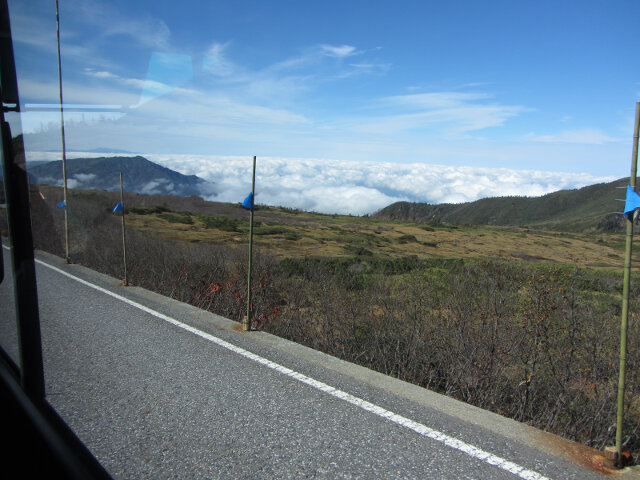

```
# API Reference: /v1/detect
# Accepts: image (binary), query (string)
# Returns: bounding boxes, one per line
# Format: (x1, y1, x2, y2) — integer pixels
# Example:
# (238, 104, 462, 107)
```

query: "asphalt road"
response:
(1, 247, 638, 479)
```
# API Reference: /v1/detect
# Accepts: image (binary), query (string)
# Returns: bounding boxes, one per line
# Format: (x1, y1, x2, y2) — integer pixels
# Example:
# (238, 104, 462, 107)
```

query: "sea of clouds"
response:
(145, 154, 616, 216)
(30, 152, 616, 215)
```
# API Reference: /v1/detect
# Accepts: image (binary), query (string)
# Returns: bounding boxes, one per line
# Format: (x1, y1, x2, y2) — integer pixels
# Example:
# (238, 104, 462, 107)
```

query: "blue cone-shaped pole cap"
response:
(624, 185, 640, 219)
(242, 192, 253, 210)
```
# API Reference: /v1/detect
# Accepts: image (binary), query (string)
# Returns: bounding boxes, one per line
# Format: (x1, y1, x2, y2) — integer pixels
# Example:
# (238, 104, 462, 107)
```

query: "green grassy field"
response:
(122, 199, 630, 270)
(23, 183, 633, 272)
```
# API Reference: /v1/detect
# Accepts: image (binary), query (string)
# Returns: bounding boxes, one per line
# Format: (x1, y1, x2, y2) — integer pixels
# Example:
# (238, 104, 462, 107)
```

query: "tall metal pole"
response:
(120, 171, 128, 286)
(617, 101, 640, 463)
(55, 0, 70, 263)
(244, 155, 256, 331)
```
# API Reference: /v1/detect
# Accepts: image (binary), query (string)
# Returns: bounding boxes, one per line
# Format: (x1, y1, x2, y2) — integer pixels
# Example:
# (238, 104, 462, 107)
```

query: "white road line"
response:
(35, 257, 552, 480)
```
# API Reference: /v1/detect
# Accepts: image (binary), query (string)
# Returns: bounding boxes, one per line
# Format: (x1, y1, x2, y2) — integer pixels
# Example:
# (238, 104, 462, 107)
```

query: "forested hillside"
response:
(27, 155, 215, 198)
(374, 178, 628, 232)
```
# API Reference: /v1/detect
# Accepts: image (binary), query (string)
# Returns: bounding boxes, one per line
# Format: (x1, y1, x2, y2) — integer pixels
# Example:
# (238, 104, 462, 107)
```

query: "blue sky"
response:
(7, 0, 640, 212)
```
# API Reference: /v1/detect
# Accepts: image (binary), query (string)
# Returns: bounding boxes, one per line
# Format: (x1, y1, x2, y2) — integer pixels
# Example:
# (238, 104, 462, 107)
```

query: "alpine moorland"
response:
(3, 166, 639, 460)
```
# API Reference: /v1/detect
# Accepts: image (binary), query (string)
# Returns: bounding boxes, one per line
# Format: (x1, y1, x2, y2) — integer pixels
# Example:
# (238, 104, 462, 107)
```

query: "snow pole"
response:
(119, 171, 128, 286)
(244, 156, 256, 331)
(55, 0, 70, 263)
(616, 101, 640, 465)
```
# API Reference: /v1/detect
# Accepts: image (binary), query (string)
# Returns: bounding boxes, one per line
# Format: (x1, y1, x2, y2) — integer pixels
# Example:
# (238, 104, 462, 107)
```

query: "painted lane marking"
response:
(35, 257, 552, 480)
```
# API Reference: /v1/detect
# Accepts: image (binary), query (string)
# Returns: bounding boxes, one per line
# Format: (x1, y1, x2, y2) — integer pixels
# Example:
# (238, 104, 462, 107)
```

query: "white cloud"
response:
(204, 42, 380, 103)
(87, 70, 119, 80)
(67, 178, 80, 189)
(140, 179, 169, 195)
(135, 154, 615, 216)
(383, 92, 491, 110)
(72, 173, 97, 183)
(10, 7, 58, 53)
(351, 91, 526, 137)
(320, 44, 358, 58)
(35, 175, 60, 186)
(524, 129, 620, 144)
(71, 0, 171, 50)
(203, 42, 236, 77)
(83, 67, 198, 108)
(12, 0, 171, 59)
(18, 71, 311, 151)
(19, 77, 140, 107)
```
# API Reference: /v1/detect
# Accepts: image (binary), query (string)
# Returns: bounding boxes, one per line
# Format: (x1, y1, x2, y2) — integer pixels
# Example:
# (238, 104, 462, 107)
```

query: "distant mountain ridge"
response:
(373, 178, 629, 232)
(29, 156, 216, 198)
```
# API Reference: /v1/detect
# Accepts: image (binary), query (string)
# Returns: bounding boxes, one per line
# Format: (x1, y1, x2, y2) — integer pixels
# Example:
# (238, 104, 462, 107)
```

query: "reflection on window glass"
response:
(0, 144, 20, 368)
(0, 110, 27, 368)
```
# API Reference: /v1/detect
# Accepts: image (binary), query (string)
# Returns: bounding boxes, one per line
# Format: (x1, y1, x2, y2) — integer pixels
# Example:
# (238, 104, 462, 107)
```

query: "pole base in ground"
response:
(604, 446, 618, 468)
(603, 446, 634, 468)
(242, 316, 250, 331)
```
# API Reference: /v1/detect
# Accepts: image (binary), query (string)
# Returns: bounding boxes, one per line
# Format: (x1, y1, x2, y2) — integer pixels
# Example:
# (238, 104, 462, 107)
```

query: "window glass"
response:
(0, 113, 21, 368)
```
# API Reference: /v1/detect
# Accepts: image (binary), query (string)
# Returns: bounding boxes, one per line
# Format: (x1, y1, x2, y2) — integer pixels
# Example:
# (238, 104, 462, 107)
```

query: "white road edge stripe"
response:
(34, 257, 552, 480)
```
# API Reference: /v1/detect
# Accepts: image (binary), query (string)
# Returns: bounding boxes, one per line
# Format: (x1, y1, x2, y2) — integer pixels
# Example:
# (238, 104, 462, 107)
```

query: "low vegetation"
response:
(11, 185, 640, 459)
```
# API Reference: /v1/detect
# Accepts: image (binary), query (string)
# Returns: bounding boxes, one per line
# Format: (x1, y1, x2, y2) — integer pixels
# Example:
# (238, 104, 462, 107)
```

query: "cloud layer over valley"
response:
(28, 153, 616, 215)
(145, 155, 614, 216)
